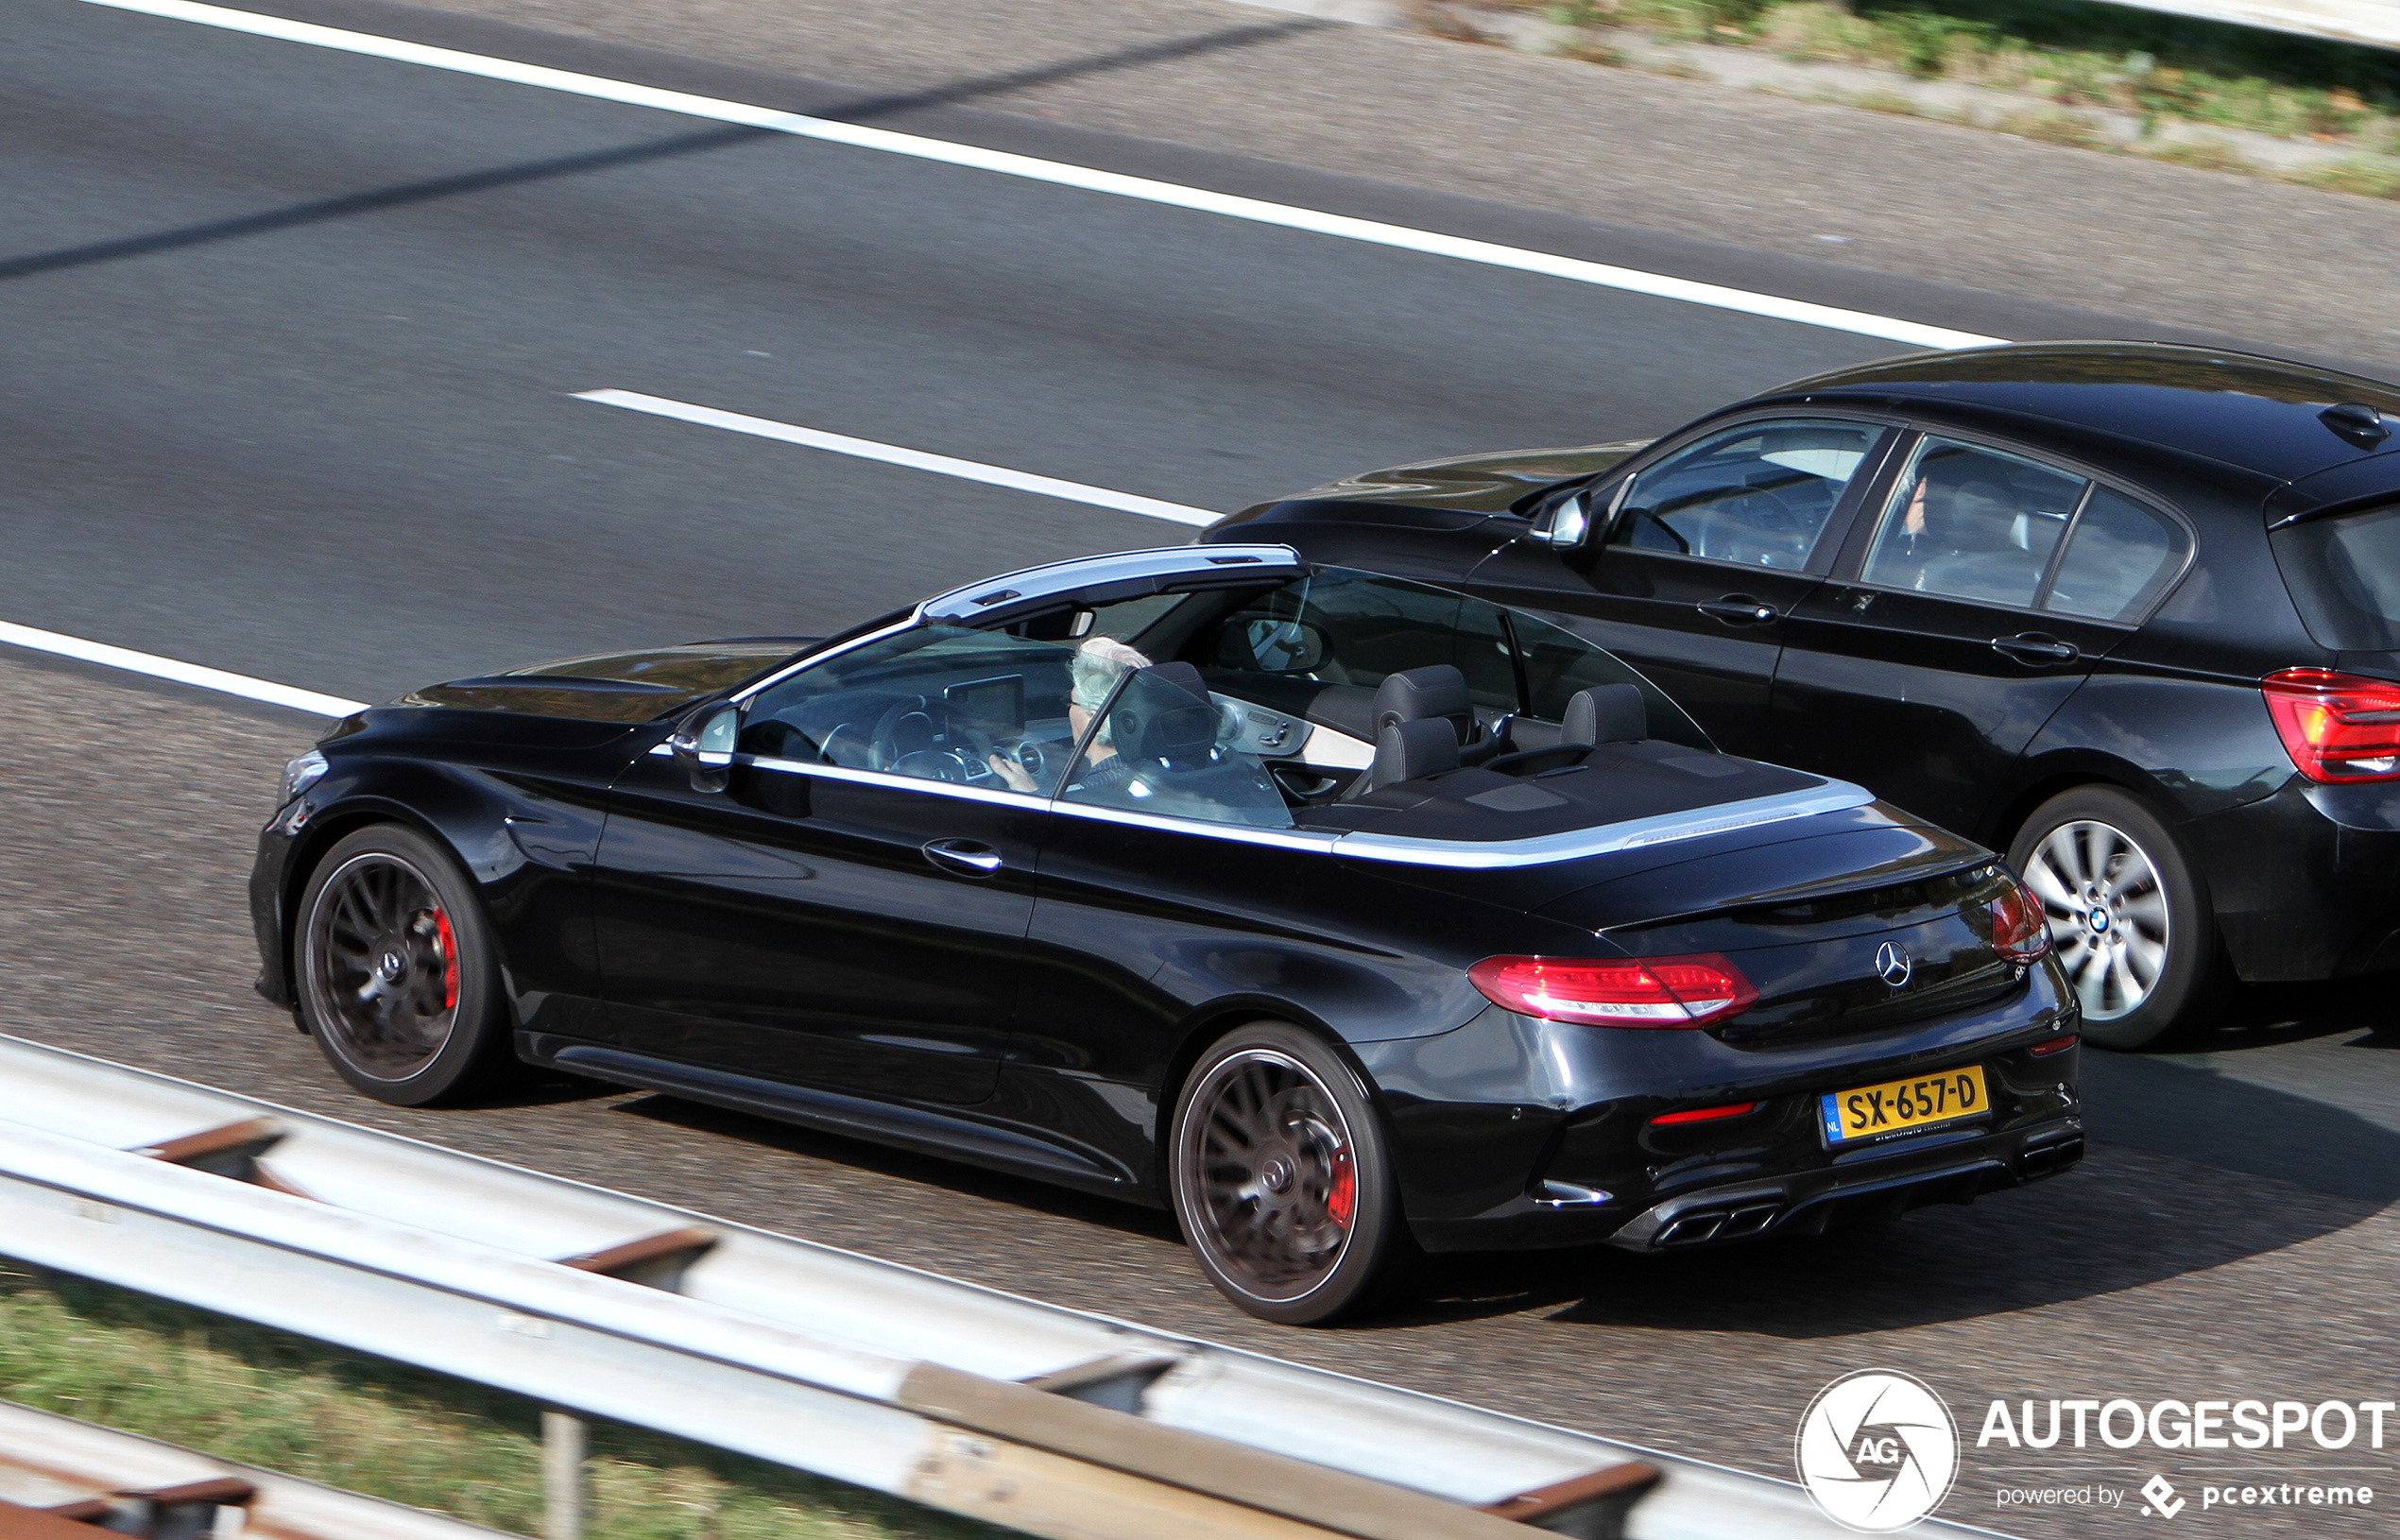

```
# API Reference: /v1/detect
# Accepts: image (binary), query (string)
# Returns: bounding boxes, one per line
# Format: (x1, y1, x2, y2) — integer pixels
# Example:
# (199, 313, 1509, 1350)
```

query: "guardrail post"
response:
(540, 1409, 587, 1540)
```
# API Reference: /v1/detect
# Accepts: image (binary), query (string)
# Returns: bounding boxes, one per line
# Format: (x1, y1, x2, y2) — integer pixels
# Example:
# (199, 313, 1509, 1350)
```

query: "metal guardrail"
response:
(2094, 0, 2400, 51)
(0, 1035, 1993, 1540)
(0, 1399, 508, 1539)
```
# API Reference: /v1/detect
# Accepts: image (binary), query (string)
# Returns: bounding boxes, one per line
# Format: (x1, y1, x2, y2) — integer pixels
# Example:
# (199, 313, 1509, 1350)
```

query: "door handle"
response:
(1697, 595, 1778, 625)
(922, 838, 1003, 879)
(1991, 633, 2080, 663)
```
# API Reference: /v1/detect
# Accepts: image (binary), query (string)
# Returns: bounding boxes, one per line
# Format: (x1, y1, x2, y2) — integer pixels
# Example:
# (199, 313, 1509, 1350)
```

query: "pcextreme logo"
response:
(1797, 1370, 1962, 1531)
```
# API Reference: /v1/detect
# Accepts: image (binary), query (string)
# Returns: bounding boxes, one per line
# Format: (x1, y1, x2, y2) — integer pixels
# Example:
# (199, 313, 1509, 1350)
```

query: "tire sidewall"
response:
(1168, 1021, 1405, 1325)
(295, 825, 510, 1105)
(2008, 786, 2214, 1050)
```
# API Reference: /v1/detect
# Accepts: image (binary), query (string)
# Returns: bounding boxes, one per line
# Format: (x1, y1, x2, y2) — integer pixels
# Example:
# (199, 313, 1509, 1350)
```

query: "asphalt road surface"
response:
(5, 3, 2398, 1536)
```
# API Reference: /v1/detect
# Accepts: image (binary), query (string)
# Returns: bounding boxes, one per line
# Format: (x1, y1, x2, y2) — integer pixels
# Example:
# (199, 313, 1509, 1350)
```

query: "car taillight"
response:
(1467, 953, 1757, 1028)
(2029, 1034, 2079, 1057)
(2262, 668, 2400, 782)
(1991, 875, 2051, 965)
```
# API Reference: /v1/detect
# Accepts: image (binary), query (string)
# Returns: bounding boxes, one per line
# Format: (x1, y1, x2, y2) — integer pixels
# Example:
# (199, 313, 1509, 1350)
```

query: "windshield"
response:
(2272, 504, 2400, 650)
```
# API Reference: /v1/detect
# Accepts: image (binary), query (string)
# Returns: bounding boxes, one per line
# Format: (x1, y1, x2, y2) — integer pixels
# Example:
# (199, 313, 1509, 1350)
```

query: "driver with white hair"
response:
(987, 635, 1150, 793)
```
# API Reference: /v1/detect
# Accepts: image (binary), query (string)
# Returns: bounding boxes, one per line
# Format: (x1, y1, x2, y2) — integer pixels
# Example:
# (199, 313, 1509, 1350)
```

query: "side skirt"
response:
(525, 1038, 1138, 1197)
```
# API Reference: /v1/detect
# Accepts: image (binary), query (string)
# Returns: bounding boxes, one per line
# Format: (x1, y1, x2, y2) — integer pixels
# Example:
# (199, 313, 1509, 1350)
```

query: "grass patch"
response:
(1530, 0, 2400, 151)
(2146, 133, 2251, 171)
(2296, 155, 2400, 197)
(1994, 106, 2110, 147)
(0, 1260, 1008, 1540)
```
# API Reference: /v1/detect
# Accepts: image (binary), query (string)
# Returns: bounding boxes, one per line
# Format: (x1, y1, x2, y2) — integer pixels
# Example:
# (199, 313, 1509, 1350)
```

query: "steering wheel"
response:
(868, 696, 938, 771)
(1715, 485, 1812, 563)
(890, 749, 976, 782)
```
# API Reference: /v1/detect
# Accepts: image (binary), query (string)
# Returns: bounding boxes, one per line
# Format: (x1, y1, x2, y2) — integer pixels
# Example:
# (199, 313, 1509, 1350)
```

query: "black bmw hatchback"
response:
(1208, 343, 2400, 1049)
(251, 546, 2080, 1322)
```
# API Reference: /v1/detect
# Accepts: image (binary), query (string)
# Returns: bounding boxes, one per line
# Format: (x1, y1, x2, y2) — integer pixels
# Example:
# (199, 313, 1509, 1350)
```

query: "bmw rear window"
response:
(2272, 504, 2400, 649)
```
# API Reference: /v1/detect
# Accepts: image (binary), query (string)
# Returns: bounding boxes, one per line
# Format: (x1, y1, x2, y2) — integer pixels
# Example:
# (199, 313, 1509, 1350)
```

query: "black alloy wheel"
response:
(1169, 1022, 1410, 1325)
(2008, 785, 2219, 1050)
(296, 825, 517, 1105)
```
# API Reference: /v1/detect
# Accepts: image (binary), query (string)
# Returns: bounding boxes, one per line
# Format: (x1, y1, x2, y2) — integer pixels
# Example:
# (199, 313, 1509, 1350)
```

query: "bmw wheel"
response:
(1168, 1022, 1411, 1325)
(296, 826, 519, 1105)
(2009, 786, 2217, 1050)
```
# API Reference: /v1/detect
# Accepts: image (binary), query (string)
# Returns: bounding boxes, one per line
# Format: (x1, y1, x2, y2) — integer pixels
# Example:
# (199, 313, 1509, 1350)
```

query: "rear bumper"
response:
(2188, 778, 2400, 982)
(1375, 967, 2080, 1254)
(1604, 1121, 2083, 1252)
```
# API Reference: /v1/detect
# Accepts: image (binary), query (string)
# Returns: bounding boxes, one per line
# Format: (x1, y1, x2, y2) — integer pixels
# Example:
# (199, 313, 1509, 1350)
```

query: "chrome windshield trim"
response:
(917, 544, 1303, 624)
(727, 615, 920, 706)
(1330, 782, 1877, 868)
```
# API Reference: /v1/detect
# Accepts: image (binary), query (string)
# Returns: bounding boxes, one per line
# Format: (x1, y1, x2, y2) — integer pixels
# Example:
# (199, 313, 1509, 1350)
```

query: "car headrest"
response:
(1927, 478, 2015, 551)
(1142, 661, 1211, 704)
(1360, 716, 1461, 795)
(1562, 683, 1647, 746)
(1372, 665, 1473, 743)
(1138, 701, 1220, 769)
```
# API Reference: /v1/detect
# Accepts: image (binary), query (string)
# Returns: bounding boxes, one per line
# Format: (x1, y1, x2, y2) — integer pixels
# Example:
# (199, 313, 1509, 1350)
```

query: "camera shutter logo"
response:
(1875, 941, 1911, 987)
(1795, 1370, 1959, 1531)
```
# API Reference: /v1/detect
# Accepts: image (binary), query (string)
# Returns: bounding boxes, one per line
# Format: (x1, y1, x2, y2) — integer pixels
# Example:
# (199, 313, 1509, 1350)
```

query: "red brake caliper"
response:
(432, 909, 459, 1012)
(1326, 1144, 1355, 1228)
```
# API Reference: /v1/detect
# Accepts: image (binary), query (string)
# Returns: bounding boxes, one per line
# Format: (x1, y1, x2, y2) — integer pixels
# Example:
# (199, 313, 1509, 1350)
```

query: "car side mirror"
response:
(1532, 490, 1593, 548)
(668, 703, 741, 793)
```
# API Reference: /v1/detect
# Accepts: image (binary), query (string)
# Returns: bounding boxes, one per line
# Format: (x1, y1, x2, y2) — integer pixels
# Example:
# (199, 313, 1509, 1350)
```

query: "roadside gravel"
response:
(379, 0, 2400, 373)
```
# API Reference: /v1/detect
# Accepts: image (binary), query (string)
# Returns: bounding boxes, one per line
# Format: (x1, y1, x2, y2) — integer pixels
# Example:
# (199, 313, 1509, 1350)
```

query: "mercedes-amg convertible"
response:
(250, 544, 2082, 1322)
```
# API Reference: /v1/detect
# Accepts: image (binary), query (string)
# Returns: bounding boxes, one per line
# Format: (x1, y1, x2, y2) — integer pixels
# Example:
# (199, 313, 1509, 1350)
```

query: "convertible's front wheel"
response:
(296, 826, 517, 1105)
(1169, 1023, 1410, 1325)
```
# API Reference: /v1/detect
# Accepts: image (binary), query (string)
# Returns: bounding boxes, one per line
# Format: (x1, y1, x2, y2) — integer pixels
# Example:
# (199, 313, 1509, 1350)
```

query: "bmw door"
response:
(1771, 431, 2191, 835)
(1466, 416, 1895, 757)
(591, 625, 1080, 1104)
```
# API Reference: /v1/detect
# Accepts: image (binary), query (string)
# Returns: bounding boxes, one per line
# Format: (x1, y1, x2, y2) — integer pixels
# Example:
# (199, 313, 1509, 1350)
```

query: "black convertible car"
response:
(252, 546, 2081, 1322)
(1209, 342, 2400, 1048)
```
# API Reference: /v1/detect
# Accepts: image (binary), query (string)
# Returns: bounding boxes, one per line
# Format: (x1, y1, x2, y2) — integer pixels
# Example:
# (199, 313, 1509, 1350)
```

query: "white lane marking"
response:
(577, 390, 1223, 526)
(77, 0, 2006, 351)
(0, 619, 367, 716)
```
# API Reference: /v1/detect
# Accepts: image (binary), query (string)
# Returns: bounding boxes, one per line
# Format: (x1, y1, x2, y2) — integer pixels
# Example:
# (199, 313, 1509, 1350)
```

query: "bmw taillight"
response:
(1468, 954, 1757, 1029)
(1991, 875, 2051, 965)
(2262, 668, 2400, 782)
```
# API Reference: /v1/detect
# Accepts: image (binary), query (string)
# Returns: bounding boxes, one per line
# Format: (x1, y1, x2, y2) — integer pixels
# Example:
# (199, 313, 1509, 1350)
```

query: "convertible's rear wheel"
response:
(2009, 786, 2216, 1050)
(296, 826, 516, 1105)
(1169, 1022, 1410, 1325)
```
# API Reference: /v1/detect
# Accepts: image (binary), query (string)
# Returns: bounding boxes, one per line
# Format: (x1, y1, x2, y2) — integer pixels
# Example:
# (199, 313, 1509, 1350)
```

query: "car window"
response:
(1611, 419, 1881, 571)
(1860, 437, 2085, 608)
(2272, 502, 2400, 650)
(1059, 667, 1295, 830)
(738, 625, 1082, 794)
(1511, 608, 1709, 747)
(1202, 568, 1519, 712)
(2044, 488, 2186, 622)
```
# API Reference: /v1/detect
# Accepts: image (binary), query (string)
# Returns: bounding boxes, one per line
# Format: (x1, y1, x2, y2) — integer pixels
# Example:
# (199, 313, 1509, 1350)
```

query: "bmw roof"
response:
(1766, 341, 2400, 486)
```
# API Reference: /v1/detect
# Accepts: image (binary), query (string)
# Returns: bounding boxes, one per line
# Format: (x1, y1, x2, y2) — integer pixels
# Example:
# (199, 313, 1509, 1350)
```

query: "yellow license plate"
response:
(1818, 1066, 1989, 1145)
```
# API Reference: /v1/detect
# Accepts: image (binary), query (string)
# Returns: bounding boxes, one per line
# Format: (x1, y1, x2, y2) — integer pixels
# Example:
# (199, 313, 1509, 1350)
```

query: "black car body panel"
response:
(254, 546, 2080, 1254)
(1208, 341, 2400, 993)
